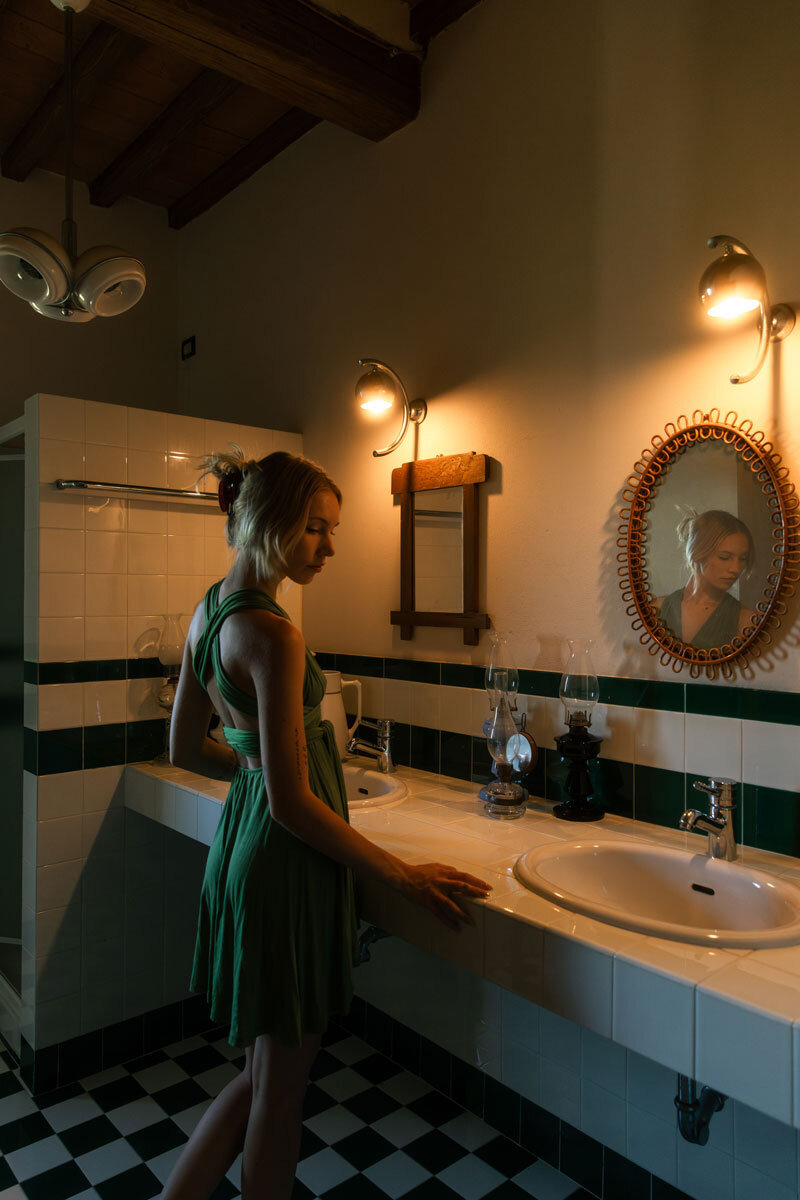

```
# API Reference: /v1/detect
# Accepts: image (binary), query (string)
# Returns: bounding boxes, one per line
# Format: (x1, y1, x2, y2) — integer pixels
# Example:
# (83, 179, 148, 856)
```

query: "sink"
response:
(514, 838, 800, 948)
(342, 763, 408, 810)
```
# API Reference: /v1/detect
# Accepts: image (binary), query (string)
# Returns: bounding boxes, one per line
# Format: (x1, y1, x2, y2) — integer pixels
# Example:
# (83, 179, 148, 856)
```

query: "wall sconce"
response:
(356, 358, 427, 457)
(699, 235, 795, 384)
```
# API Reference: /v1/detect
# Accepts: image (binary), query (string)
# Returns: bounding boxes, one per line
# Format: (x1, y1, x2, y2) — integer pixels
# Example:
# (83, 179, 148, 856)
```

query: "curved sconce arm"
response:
(730, 296, 771, 385)
(358, 357, 427, 457)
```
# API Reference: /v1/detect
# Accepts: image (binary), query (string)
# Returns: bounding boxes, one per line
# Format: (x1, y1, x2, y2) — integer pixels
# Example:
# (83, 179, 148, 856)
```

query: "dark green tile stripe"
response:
(26, 659, 165, 684)
(24, 719, 165, 775)
(324, 651, 800, 725)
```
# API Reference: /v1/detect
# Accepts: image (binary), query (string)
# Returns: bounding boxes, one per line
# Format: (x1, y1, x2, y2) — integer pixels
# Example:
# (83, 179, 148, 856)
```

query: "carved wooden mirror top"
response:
(391, 451, 490, 645)
(618, 410, 799, 678)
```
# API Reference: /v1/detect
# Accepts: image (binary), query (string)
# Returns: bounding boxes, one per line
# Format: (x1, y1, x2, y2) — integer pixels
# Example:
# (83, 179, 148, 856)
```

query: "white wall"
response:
(0, 173, 180, 424)
(176, 0, 800, 690)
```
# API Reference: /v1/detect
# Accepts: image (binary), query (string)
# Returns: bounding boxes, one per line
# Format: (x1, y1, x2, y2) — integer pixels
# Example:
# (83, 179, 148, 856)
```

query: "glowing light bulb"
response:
(707, 297, 761, 319)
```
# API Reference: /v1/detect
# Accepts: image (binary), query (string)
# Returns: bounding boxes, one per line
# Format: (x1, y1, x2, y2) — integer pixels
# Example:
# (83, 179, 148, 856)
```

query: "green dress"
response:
(190, 582, 358, 1048)
(660, 587, 743, 649)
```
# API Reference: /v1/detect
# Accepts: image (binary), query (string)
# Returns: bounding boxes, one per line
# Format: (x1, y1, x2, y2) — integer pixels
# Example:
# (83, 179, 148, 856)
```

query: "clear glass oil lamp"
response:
(483, 692, 527, 820)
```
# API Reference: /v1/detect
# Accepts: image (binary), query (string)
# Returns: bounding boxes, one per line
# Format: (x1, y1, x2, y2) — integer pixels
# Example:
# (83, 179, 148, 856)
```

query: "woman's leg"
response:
(160, 1045, 254, 1200)
(241, 1031, 321, 1200)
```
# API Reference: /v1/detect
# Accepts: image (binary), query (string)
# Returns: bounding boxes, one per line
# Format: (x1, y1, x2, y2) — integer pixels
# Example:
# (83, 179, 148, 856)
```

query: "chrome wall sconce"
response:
(699, 235, 795, 384)
(356, 358, 427, 457)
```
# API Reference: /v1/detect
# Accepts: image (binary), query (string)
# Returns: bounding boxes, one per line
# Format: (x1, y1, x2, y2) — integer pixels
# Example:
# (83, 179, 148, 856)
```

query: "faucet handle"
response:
(693, 777, 737, 806)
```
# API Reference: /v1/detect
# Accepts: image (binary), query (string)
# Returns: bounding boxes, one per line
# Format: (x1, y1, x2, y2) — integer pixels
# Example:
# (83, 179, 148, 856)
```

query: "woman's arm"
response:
(254, 616, 490, 928)
(170, 612, 237, 781)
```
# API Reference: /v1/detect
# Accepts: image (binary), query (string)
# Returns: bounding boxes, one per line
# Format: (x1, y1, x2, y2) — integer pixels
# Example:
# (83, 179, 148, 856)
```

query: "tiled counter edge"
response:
(124, 760, 800, 1130)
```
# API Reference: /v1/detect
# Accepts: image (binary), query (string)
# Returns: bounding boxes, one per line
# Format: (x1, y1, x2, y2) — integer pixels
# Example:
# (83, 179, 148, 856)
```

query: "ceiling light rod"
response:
(700, 235, 795, 384)
(62, 4, 76, 260)
(357, 358, 427, 457)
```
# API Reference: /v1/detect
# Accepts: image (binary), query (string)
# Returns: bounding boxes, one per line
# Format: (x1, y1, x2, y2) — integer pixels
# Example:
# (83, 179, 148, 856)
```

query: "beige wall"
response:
(0, 173, 180, 423)
(176, 0, 800, 688)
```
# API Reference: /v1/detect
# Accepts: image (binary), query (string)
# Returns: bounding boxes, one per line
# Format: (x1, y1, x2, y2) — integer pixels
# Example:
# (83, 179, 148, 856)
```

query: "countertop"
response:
(124, 758, 800, 1128)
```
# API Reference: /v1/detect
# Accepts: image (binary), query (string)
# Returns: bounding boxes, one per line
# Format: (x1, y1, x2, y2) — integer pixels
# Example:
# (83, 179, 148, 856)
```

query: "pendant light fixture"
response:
(0, 0, 146, 322)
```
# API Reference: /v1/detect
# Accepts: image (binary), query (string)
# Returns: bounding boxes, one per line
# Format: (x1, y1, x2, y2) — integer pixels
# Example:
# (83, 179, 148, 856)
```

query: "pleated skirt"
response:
(190, 749, 358, 1048)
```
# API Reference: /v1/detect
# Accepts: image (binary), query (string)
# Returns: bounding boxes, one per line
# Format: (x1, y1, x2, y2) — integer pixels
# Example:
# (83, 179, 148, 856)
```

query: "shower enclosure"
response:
(0, 416, 24, 1030)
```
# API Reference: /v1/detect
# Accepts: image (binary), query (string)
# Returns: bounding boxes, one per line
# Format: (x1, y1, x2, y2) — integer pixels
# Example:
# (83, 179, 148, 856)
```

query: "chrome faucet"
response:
(347, 718, 395, 774)
(679, 777, 738, 861)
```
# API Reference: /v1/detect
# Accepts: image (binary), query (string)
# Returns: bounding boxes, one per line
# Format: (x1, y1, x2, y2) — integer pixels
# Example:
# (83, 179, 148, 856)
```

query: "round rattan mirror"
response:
(618, 410, 799, 678)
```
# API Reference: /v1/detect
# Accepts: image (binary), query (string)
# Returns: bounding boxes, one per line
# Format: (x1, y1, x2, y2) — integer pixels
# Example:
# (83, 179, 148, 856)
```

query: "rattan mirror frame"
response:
(618, 410, 800, 679)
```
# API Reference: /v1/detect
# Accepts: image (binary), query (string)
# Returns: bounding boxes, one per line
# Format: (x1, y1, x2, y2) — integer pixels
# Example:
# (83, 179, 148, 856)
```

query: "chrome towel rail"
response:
(55, 478, 219, 503)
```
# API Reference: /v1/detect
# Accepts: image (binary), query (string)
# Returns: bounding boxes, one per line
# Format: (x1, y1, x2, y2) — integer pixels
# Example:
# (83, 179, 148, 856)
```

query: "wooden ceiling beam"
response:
(90, 68, 238, 207)
(1, 24, 143, 183)
(89, 0, 420, 141)
(168, 106, 320, 229)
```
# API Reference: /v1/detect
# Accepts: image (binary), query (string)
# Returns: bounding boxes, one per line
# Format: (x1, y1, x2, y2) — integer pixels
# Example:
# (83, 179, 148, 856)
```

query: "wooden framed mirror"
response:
(618, 410, 799, 678)
(391, 451, 490, 645)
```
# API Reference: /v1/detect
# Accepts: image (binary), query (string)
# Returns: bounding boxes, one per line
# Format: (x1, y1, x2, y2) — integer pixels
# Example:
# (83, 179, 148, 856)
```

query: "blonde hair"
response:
(201, 447, 341, 583)
(677, 508, 755, 583)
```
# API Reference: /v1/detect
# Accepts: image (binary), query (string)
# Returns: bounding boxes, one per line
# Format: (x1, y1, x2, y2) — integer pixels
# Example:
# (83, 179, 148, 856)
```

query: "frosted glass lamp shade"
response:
(0, 228, 71, 305)
(699, 249, 766, 319)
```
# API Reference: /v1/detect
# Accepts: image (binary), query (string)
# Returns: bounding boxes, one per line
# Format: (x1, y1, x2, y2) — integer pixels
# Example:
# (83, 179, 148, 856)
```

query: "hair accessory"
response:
(218, 469, 242, 514)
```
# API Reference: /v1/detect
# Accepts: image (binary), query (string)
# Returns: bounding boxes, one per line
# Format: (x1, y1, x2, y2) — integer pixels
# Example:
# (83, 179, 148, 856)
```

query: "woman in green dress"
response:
(162, 449, 491, 1200)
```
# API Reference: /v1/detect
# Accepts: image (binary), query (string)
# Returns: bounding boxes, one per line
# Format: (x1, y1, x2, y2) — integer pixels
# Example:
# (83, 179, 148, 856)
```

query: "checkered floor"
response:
(0, 1027, 588, 1199)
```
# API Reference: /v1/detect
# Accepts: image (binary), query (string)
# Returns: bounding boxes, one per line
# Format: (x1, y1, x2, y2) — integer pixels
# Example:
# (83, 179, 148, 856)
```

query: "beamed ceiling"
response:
(0, 0, 481, 228)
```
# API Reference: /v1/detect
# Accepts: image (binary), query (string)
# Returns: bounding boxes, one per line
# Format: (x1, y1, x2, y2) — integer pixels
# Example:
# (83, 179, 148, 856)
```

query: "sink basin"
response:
(342, 763, 408, 810)
(514, 839, 800, 948)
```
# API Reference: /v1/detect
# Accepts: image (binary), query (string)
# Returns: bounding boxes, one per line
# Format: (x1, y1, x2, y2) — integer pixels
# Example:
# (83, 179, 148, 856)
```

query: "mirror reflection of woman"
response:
(653, 509, 757, 647)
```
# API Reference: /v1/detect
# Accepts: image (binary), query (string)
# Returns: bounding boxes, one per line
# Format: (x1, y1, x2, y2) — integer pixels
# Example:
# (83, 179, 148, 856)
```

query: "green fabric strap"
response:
(192, 582, 291, 756)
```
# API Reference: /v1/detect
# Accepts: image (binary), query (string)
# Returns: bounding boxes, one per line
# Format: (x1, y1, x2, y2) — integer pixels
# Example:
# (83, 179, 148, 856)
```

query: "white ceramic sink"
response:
(514, 838, 800, 948)
(342, 763, 408, 810)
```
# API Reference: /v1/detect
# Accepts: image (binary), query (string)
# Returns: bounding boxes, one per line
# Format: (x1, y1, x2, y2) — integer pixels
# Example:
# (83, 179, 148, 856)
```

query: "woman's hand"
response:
(398, 862, 493, 930)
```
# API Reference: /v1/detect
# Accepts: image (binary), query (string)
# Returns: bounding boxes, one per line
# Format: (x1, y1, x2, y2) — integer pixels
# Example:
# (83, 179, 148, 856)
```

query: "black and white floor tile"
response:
(0, 1030, 590, 1200)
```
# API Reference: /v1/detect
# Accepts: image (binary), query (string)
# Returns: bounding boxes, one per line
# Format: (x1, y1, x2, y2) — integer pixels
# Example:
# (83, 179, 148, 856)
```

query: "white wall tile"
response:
(39, 438, 85, 483)
(166, 534, 205, 576)
(23, 682, 37, 729)
(36, 991, 81, 1046)
(128, 574, 167, 615)
(167, 453, 203, 490)
(127, 406, 166, 452)
(685, 714, 742, 780)
(40, 573, 84, 617)
(626, 1050, 677, 1123)
(581, 1080, 627, 1155)
(733, 1101, 798, 1189)
(635, 707, 685, 770)
(129, 500, 167, 533)
(542, 932, 613, 1036)
(627, 1104, 677, 1183)
(197, 796, 222, 845)
(85, 615, 126, 660)
(538, 1009, 581, 1072)
(85, 400, 126, 447)
(37, 816, 83, 866)
(167, 575, 205, 615)
(38, 394, 85, 442)
(40, 528, 84, 573)
(237, 423, 273, 460)
(411, 682, 441, 729)
(742, 721, 800, 792)
(37, 772, 83, 822)
(172, 786, 198, 839)
(384, 679, 412, 723)
(500, 1037, 541, 1104)
(35, 947, 81, 1003)
(86, 574, 126, 616)
(37, 684, 83, 731)
(439, 686, 477, 736)
(83, 765, 124, 813)
(85, 443, 126, 484)
(86, 531, 126, 574)
(84, 496, 126, 532)
(587, 702, 635, 763)
(128, 532, 167, 574)
(539, 1054, 581, 1125)
(39, 617, 84, 661)
(168, 505, 206, 535)
(37, 859, 83, 912)
(205, 419, 242, 457)
(128, 449, 167, 488)
(36, 903, 81, 957)
(677, 1137, 734, 1200)
(82, 680, 126, 726)
(39, 489, 84, 529)
(734, 1161, 798, 1200)
(82, 981, 123, 1034)
(483, 907, 543, 1004)
(697, 968, 798, 1123)
(82, 809, 124, 856)
(168, 414, 205, 457)
(127, 677, 167, 722)
(581, 1029, 627, 1097)
(613, 958, 694, 1076)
